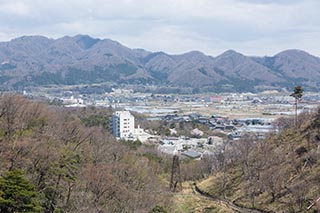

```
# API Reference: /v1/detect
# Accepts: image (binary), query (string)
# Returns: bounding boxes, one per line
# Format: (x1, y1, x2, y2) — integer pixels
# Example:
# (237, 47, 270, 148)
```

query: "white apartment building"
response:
(111, 111, 135, 140)
(111, 111, 153, 142)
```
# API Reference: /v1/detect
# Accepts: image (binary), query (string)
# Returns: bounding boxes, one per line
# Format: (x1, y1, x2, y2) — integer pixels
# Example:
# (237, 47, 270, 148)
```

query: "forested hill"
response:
(196, 108, 320, 212)
(0, 94, 172, 212)
(0, 95, 320, 212)
(1, 35, 320, 92)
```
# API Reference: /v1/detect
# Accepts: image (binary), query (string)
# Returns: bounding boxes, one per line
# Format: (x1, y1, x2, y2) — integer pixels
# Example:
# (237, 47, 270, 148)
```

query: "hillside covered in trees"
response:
(0, 94, 320, 212)
(0, 94, 173, 212)
(197, 108, 320, 212)
(0, 94, 218, 212)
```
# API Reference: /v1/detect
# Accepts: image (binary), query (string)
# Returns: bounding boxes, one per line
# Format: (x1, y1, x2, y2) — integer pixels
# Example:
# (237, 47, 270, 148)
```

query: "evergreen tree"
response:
(290, 86, 304, 127)
(0, 169, 41, 213)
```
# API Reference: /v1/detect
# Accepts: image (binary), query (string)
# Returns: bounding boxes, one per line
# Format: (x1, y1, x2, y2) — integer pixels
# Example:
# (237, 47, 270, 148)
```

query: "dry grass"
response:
(172, 181, 234, 213)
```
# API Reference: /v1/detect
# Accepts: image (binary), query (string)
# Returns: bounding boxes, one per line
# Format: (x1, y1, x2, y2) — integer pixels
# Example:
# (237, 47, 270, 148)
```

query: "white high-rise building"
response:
(111, 111, 135, 140)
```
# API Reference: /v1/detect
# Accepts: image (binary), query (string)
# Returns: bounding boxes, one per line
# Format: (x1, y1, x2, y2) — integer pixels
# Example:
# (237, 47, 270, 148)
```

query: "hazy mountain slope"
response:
(0, 35, 320, 92)
(214, 50, 282, 82)
(253, 49, 320, 89)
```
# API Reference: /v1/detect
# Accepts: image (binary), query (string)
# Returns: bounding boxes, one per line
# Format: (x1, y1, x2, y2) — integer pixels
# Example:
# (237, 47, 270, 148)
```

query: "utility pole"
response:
(169, 155, 182, 192)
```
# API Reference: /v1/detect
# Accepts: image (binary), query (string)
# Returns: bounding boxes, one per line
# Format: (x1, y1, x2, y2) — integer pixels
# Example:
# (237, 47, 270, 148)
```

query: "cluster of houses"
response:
(161, 113, 274, 140)
(110, 110, 275, 159)
(157, 135, 224, 159)
(110, 111, 225, 159)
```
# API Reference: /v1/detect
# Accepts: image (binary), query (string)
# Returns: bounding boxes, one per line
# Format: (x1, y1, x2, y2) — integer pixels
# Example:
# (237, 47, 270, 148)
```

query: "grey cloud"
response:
(0, 0, 319, 56)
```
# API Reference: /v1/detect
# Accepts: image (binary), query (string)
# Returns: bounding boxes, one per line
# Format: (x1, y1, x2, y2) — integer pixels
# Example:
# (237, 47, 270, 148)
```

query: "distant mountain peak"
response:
(0, 35, 320, 92)
(10, 35, 52, 42)
(182, 50, 206, 56)
(218, 49, 243, 57)
(175, 50, 210, 61)
(74, 34, 100, 49)
(74, 34, 94, 39)
(224, 49, 238, 53)
(275, 49, 314, 58)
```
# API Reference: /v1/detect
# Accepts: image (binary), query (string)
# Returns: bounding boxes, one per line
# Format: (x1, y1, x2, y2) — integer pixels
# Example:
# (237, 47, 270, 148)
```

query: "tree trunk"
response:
(295, 99, 298, 127)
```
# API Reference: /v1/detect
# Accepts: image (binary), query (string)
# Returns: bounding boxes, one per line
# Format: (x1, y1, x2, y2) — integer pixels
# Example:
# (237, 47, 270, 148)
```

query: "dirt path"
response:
(193, 183, 270, 213)
(173, 182, 234, 212)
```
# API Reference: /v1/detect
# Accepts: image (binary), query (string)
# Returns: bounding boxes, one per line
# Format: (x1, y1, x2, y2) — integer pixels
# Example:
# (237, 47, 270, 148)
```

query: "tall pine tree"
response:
(290, 86, 304, 127)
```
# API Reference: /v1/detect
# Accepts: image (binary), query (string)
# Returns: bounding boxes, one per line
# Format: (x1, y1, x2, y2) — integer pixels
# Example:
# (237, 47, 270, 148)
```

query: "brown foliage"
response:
(201, 106, 320, 212)
(0, 94, 171, 212)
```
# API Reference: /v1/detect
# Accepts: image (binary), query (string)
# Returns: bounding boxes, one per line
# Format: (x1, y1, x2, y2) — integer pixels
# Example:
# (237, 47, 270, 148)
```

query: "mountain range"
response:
(1, 35, 320, 92)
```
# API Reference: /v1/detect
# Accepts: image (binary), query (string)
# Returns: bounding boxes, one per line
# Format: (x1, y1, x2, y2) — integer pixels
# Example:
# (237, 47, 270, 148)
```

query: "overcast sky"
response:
(0, 0, 319, 56)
